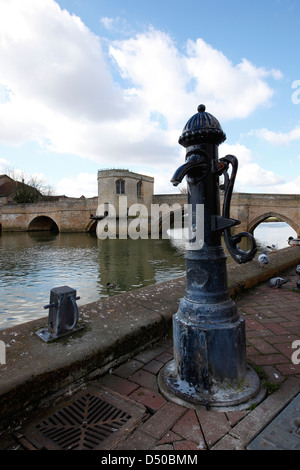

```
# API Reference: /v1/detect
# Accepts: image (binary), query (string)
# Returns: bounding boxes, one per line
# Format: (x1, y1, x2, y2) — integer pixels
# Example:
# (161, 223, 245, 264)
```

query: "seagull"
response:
(268, 277, 289, 288)
(258, 250, 269, 268)
(267, 244, 278, 251)
(106, 282, 117, 289)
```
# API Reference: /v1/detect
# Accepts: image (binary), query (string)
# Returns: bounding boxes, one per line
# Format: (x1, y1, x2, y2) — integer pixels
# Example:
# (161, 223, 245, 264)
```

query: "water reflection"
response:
(0, 221, 296, 329)
(254, 221, 296, 250)
(0, 232, 186, 328)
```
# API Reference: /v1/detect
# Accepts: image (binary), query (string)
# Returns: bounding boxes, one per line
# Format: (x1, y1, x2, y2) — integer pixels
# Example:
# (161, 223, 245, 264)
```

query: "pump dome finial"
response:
(179, 104, 226, 147)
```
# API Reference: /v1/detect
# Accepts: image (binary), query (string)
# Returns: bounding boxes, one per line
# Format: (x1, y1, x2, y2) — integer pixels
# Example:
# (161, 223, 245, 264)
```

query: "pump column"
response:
(158, 105, 263, 409)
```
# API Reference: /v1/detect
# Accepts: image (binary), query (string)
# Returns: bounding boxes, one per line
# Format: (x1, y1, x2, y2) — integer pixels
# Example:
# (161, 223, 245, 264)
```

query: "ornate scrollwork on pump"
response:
(219, 154, 257, 264)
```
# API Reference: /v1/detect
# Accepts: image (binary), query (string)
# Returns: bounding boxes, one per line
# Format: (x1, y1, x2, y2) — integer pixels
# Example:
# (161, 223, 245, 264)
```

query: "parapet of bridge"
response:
(230, 192, 300, 236)
(153, 192, 300, 238)
(0, 196, 98, 233)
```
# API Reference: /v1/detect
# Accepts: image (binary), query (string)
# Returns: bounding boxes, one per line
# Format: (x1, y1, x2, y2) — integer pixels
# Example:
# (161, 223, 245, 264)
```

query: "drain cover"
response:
(18, 386, 146, 450)
(247, 393, 300, 450)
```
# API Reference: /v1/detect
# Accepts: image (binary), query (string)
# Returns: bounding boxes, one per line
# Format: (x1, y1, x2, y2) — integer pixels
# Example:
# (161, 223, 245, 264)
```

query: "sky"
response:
(0, 0, 299, 198)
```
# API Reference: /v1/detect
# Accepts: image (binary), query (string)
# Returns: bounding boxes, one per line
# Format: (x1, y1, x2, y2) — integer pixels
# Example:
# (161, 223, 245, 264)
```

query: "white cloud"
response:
(185, 40, 281, 120)
(0, 0, 123, 120)
(0, 0, 124, 144)
(100, 16, 131, 35)
(271, 175, 300, 194)
(0, 0, 285, 195)
(100, 17, 116, 30)
(55, 173, 98, 198)
(252, 125, 300, 145)
(219, 143, 285, 191)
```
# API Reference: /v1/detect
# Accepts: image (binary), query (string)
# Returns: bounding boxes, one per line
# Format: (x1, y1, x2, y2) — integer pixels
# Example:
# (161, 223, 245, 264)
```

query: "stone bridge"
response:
(230, 193, 300, 236)
(0, 197, 98, 233)
(0, 193, 299, 236)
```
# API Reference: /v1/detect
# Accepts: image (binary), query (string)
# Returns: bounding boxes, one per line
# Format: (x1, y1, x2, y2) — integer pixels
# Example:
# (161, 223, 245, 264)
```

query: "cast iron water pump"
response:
(158, 105, 264, 409)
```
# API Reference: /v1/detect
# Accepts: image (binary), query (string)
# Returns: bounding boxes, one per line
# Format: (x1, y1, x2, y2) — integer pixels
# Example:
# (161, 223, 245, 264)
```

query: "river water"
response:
(0, 222, 296, 329)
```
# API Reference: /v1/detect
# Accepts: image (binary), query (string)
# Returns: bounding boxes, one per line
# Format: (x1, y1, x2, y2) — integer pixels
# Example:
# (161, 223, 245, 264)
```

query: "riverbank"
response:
(0, 246, 300, 443)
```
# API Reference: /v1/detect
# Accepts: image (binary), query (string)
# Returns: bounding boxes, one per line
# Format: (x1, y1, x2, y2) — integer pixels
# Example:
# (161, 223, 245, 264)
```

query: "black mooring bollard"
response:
(158, 105, 264, 410)
(36, 286, 82, 342)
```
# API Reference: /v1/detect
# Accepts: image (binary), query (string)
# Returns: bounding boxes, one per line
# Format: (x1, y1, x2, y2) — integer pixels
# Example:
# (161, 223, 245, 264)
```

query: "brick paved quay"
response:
(94, 268, 300, 451)
(2, 262, 299, 452)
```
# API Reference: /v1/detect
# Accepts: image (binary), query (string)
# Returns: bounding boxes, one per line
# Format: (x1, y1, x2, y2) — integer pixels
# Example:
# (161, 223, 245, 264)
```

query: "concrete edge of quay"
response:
(1, 246, 300, 433)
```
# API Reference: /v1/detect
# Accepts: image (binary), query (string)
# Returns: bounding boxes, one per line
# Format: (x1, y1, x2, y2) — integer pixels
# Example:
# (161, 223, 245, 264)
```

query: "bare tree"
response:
(3, 166, 55, 203)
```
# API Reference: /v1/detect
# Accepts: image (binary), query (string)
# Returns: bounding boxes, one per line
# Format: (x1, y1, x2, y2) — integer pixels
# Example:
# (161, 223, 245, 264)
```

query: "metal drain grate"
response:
(19, 386, 146, 450)
(36, 393, 131, 450)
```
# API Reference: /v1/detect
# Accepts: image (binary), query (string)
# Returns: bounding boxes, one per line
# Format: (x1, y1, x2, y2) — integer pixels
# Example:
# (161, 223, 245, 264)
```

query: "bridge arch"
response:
(248, 211, 299, 235)
(85, 219, 97, 233)
(28, 216, 59, 232)
(151, 204, 185, 237)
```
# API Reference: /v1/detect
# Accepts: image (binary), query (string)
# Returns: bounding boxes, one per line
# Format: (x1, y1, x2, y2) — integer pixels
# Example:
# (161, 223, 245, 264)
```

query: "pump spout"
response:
(171, 162, 192, 186)
(171, 154, 209, 186)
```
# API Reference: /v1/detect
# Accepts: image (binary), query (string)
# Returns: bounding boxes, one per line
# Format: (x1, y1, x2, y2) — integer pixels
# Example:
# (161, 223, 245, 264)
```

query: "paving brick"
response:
(153, 444, 174, 450)
(273, 341, 295, 359)
(113, 359, 144, 378)
(97, 373, 139, 395)
(279, 311, 299, 322)
(276, 362, 300, 375)
(250, 354, 289, 366)
(134, 345, 167, 363)
(245, 318, 266, 331)
(246, 328, 274, 338)
(174, 439, 204, 450)
(196, 410, 231, 448)
(247, 337, 278, 354)
(285, 323, 300, 335)
(225, 411, 248, 427)
(140, 402, 186, 439)
(129, 386, 167, 411)
(210, 434, 240, 450)
(256, 307, 279, 317)
(246, 345, 260, 356)
(260, 316, 287, 325)
(266, 323, 290, 335)
(143, 359, 164, 374)
(129, 369, 158, 392)
(157, 431, 182, 445)
(172, 409, 205, 447)
(267, 334, 298, 344)
(239, 306, 259, 315)
(115, 430, 157, 450)
(263, 365, 285, 383)
(155, 351, 173, 364)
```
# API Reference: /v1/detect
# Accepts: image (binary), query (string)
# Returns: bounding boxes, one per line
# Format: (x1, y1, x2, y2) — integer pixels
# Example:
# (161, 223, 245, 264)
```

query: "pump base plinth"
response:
(172, 299, 249, 385)
(158, 360, 265, 411)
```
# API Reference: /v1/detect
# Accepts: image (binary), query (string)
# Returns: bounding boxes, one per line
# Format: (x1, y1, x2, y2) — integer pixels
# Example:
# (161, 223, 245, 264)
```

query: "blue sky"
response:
(0, 0, 299, 197)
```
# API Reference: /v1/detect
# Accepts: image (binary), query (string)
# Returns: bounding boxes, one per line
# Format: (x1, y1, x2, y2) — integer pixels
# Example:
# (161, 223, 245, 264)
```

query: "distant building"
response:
(97, 169, 154, 216)
(0, 174, 62, 205)
(0, 175, 19, 204)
